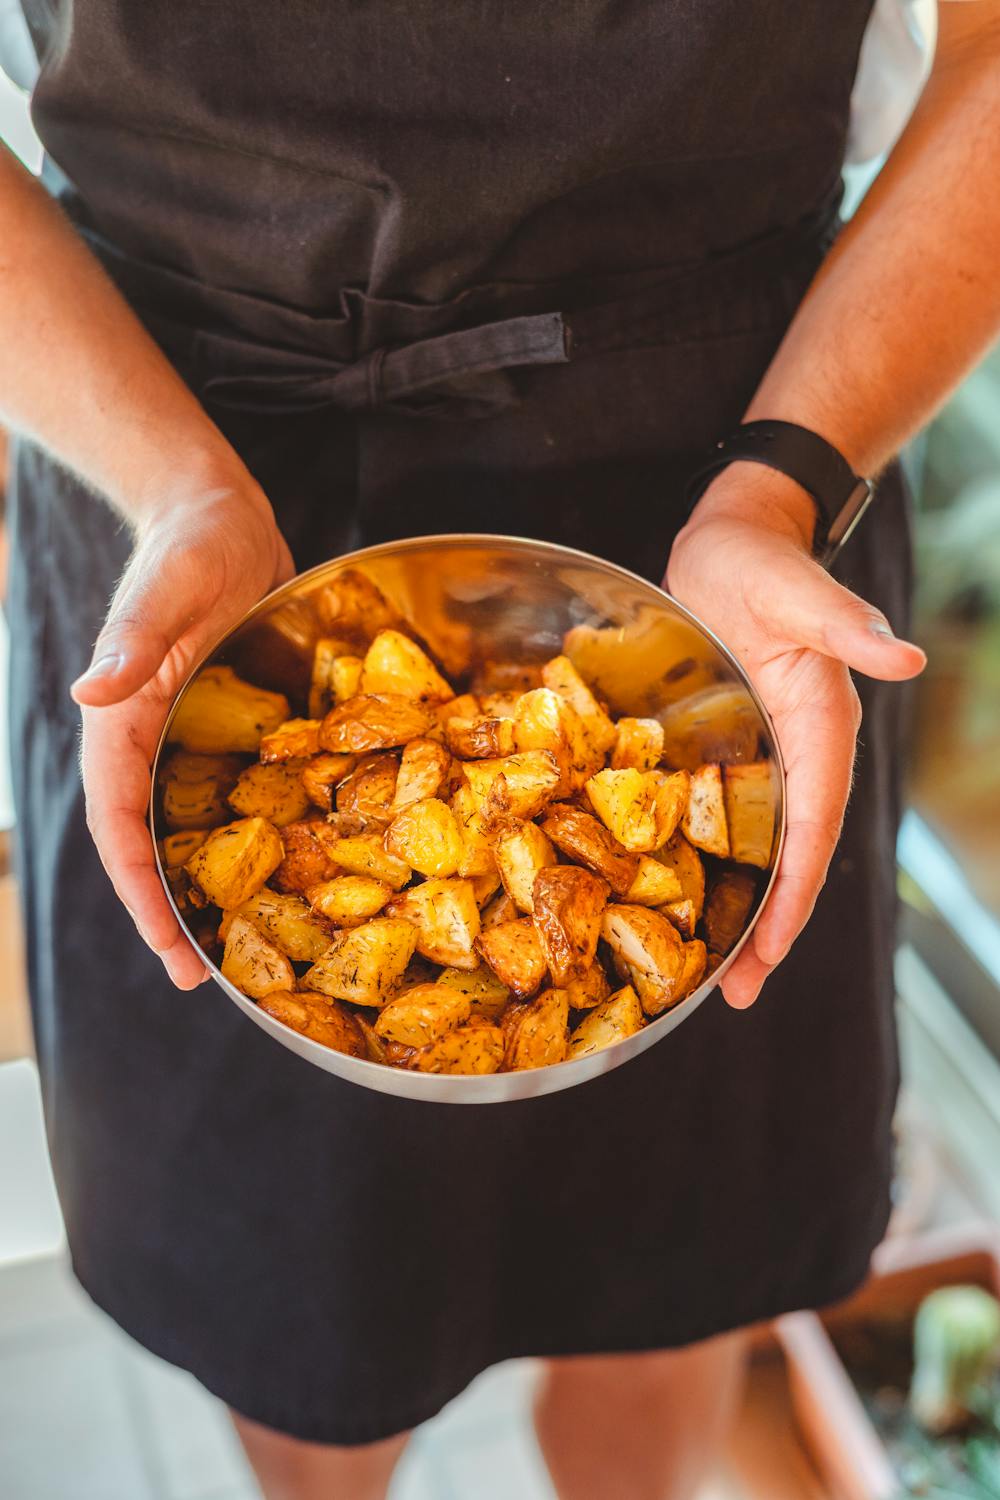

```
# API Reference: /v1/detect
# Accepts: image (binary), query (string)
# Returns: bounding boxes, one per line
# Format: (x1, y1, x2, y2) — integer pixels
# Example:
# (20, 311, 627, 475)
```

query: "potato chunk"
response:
(723, 762, 777, 869)
(532, 866, 609, 987)
(611, 717, 664, 771)
(463, 751, 562, 824)
(300, 752, 357, 811)
(480, 889, 519, 931)
(704, 870, 757, 956)
(624, 855, 683, 907)
(540, 802, 638, 895)
(436, 964, 510, 1022)
(654, 832, 706, 921)
(360, 629, 453, 701)
(540, 655, 616, 755)
(503, 990, 569, 1070)
(384, 878, 482, 969)
(392, 738, 451, 810)
(169, 665, 290, 754)
(331, 655, 364, 705)
(259, 718, 322, 763)
(373, 983, 471, 1047)
(513, 688, 601, 794)
(159, 829, 210, 866)
(319, 694, 433, 754)
(303, 918, 418, 1005)
(227, 762, 312, 828)
(491, 818, 557, 913)
(271, 819, 342, 895)
(318, 567, 401, 638)
(445, 716, 517, 759)
(306, 876, 391, 928)
(449, 783, 496, 878)
(385, 798, 463, 878)
(565, 963, 612, 1011)
(317, 831, 412, 891)
(409, 1022, 505, 1075)
(258, 989, 367, 1058)
(660, 898, 698, 940)
(567, 985, 644, 1058)
(601, 904, 685, 1017)
(218, 888, 333, 962)
(160, 751, 242, 830)
(308, 637, 356, 719)
(476, 918, 548, 998)
(676, 939, 708, 1002)
(682, 763, 731, 859)
(585, 768, 689, 853)
(335, 752, 399, 827)
(185, 816, 284, 909)
(221, 915, 295, 999)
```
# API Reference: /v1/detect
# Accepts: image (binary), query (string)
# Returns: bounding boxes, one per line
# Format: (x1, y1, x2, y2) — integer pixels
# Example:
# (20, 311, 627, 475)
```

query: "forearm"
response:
(693, 2, 1000, 540)
(0, 144, 240, 522)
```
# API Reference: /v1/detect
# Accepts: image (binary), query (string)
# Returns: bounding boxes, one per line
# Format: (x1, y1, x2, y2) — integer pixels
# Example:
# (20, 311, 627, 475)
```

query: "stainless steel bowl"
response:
(150, 535, 785, 1102)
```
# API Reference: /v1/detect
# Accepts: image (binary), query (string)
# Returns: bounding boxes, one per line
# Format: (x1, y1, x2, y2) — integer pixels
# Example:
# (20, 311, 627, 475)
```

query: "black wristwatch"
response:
(683, 420, 875, 566)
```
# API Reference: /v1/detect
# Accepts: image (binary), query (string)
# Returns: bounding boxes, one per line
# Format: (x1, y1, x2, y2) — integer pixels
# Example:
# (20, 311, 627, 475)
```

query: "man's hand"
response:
(71, 469, 295, 989)
(666, 468, 925, 1009)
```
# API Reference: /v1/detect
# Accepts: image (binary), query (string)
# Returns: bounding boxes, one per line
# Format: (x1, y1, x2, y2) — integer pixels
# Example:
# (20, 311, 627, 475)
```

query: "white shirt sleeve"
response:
(847, 0, 937, 165)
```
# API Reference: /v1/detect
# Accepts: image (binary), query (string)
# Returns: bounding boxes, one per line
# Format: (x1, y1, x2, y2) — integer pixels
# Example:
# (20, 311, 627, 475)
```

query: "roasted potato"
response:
(360, 629, 453, 702)
(540, 655, 616, 755)
(258, 989, 368, 1058)
(480, 888, 519, 931)
(384, 878, 482, 969)
(409, 1022, 505, 1075)
(624, 855, 683, 907)
(675, 938, 708, 1002)
(491, 818, 557, 912)
(271, 819, 342, 895)
(611, 717, 664, 771)
(331, 655, 364, 705)
(682, 763, 730, 859)
(259, 718, 322, 763)
(476, 918, 548, 998)
(654, 832, 706, 920)
(445, 715, 517, 759)
(513, 687, 601, 794)
(471, 660, 543, 696)
(317, 567, 401, 639)
(585, 767, 689, 854)
(601, 904, 685, 1017)
(300, 752, 357, 811)
(227, 761, 313, 827)
(540, 802, 638, 895)
(159, 829, 210, 866)
(317, 831, 412, 890)
(449, 783, 497, 879)
(427, 693, 480, 743)
(303, 917, 418, 1005)
(354, 1013, 388, 1063)
(168, 666, 290, 754)
(704, 869, 757, 956)
(723, 762, 776, 869)
(659, 684, 761, 771)
(218, 888, 333, 961)
(392, 737, 451, 809)
(504, 989, 569, 1070)
(335, 752, 399, 827)
(565, 963, 612, 1011)
(160, 751, 242, 831)
(463, 751, 562, 822)
(436, 963, 510, 1022)
(385, 798, 463, 879)
(221, 915, 295, 998)
(373, 983, 471, 1047)
(532, 866, 609, 987)
(567, 985, 644, 1058)
(186, 816, 285, 909)
(478, 690, 524, 718)
(471, 868, 503, 907)
(319, 694, 433, 754)
(660, 898, 698, 940)
(306, 875, 391, 928)
(309, 637, 356, 719)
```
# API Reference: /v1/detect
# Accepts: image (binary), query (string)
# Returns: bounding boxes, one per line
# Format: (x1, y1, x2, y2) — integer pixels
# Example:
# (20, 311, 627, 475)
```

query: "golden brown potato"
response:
(449, 783, 496, 879)
(259, 718, 322, 763)
(373, 983, 471, 1046)
(659, 684, 761, 771)
(186, 816, 285, 909)
(168, 666, 290, 754)
(354, 1013, 388, 1064)
(654, 832, 706, 920)
(317, 567, 401, 639)
(392, 737, 451, 810)
(218, 888, 333, 962)
(426, 693, 480, 743)
(463, 751, 562, 822)
(300, 752, 357, 811)
(540, 802, 638, 895)
(565, 963, 612, 1011)
(471, 868, 503, 907)
(227, 761, 313, 827)
(682, 763, 731, 859)
(271, 819, 342, 895)
(445, 715, 518, 759)
(306, 875, 392, 928)
(159, 829, 210, 866)
(384, 878, 482, 969)
(532, 866, 610, 987)
(303, 917, 418, 1004)
(471, 660, 543, 696)
(601, 904, 685, 1016)
(334, 752, 399, 828)
(316, 831, 412, 890)
(384, 798, 463, 878)
(331, 655, 364, 705)
(480, 888, 519, 930)
(476, 918, 548, 998)
(540, 655, 616, 755)
(624, 855, 683, 907)
(478, 690, 524, 719)
(409, 1022, 505, 1074)
(650, 769, 691, 848)
(160, 751, 242, 830)
(585, 768, 689, 853)
(503, 989, 569, 1070)
(491, 818, 557, 913)
(513, 688, 601, 794)
(723, 762, 777, 869)
(308, 637, 356, 719)
(675, 938, 708, 1002)
(221, 915, 296, 998)
(566, 985, 644, 1058)
(360, 629, 453, 702)
(611, 717, 664, 771)
(703, 869, 757, 956)
(660, 898, 698, 940)
(319, 694, 433, 754)
(258, 990, 368, 1058)
(436, 963, 510, 1022)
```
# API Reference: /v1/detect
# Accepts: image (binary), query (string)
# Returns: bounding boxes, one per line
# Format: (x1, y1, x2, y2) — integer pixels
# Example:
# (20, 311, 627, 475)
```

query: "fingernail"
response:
(73, 652, 122, 687)
(870, 621, 895, 641)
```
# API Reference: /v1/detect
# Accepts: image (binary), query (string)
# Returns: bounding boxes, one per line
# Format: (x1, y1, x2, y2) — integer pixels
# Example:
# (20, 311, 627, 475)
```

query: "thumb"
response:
(766, 549, 926, 682)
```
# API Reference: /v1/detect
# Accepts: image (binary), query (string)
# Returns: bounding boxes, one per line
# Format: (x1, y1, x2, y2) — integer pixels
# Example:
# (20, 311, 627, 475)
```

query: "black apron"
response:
(8, 0, 909, 1445)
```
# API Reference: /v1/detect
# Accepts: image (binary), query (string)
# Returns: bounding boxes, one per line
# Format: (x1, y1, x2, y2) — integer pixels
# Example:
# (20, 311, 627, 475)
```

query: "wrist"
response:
(682, 460, 818, 552)
(121, 442, 270, 537)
